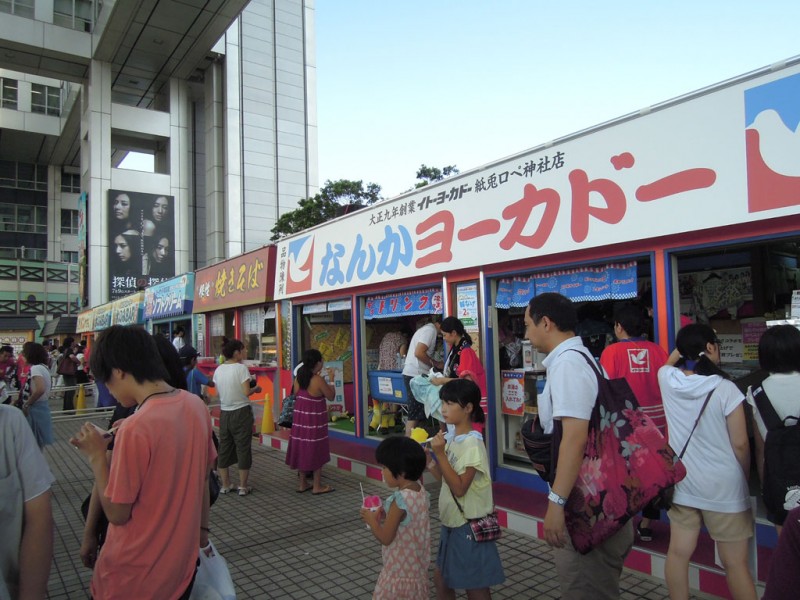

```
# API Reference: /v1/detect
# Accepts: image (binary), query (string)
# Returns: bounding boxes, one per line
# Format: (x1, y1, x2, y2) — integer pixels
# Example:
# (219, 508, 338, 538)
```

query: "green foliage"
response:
(270, 179, 382, 241)
(414, 164, 459, 188)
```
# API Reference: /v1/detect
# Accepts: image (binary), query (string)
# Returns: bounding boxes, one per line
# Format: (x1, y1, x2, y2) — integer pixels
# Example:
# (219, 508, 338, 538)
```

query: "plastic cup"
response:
(362, 495, 381, 528)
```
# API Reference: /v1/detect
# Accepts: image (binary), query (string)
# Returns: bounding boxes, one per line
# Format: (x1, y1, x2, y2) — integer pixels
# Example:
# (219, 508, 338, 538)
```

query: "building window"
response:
(53, 0, 94, 32)
(0, 0, 35, 19)
(1, 78, 17, 110)
(31, 84, 61, 116)
(0, 161, 47, 191)
(61, 209, 79, 235)
(61, 171, 80, 193)
(61, 251, 78, 263)
(0, 203, 47, 234)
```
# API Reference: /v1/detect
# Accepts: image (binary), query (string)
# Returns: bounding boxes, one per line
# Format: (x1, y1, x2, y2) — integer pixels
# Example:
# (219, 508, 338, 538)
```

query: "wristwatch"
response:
(548, 489, 567, 506)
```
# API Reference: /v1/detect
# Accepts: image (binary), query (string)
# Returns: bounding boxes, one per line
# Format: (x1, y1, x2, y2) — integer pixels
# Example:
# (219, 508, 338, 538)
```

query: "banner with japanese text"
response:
(275, 65, 800, 300)
(363, 288, 443, 320)
(145, 274, 195, 320)
(193, 247, 275, 313)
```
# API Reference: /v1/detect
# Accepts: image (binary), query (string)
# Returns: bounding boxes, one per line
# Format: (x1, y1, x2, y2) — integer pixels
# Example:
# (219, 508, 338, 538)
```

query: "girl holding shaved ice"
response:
(360, 436, 430, 599)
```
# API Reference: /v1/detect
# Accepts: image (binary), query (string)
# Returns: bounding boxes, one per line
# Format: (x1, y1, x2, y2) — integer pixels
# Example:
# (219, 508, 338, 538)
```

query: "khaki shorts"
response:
(668, 504, 753, 542)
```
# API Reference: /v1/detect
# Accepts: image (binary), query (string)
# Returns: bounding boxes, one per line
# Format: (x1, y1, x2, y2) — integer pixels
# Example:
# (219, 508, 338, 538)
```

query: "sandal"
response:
(238, 486, 253, 496)
(312, 485, 335, 495)
(219, 485, 235, 494)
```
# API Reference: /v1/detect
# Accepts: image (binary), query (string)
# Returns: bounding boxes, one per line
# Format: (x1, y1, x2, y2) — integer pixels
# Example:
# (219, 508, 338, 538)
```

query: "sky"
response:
(315, 0, 800, 199)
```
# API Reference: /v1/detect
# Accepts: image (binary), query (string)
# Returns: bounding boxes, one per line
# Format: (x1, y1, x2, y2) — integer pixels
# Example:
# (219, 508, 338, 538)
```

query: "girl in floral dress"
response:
(360, 436, 430, 599)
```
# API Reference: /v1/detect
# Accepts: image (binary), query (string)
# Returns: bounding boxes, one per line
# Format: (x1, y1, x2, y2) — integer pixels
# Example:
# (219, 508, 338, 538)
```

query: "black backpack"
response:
(752, 385, 800, 525)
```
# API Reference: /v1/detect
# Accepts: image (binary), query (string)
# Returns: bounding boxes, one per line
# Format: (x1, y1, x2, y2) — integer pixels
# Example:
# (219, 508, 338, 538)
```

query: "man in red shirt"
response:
(600, 303, 668, 542)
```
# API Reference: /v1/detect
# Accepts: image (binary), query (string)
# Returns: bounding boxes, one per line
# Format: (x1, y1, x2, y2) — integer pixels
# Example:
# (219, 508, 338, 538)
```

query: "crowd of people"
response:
(3, 293, 800, 599)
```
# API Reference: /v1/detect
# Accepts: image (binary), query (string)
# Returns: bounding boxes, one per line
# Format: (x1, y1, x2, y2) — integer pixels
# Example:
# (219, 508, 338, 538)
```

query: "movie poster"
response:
(108, 190, 175, 300)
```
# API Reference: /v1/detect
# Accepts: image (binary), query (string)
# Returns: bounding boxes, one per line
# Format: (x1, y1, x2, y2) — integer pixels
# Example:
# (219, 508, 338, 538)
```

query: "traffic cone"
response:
(261, 394, 275, 434)
(76, 384, 86, 415)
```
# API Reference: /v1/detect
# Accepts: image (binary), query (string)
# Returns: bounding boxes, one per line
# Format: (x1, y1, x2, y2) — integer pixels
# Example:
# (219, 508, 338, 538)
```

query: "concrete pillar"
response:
(82, 59, 112, 306)
(169, 78, 191, 276)
(204, 60, 226, 264)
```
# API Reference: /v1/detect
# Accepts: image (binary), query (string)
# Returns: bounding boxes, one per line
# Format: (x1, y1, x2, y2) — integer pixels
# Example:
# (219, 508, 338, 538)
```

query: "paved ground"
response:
(43, 408, 706, 599)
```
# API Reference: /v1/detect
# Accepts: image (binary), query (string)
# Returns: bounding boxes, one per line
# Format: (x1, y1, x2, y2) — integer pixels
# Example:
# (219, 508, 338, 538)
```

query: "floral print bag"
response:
(555, 351, 687, 554)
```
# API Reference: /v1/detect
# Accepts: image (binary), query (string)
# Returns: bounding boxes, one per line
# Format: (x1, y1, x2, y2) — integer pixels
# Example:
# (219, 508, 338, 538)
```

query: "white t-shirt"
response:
(76, 352, 86, 372)
(402, 323, 438, 377)
(746, 372, 800, 439)
(539, 336, 599, 434)
(172, 336, 185, 351)
(28, 364, 52, 399)
(659, 366, 750, 513)
(212, 362, 251, 411)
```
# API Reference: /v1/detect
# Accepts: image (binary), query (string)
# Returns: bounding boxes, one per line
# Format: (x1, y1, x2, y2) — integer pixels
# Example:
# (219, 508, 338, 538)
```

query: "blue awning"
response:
(364, 288, 443, 320)
(495, 262, 638, 307)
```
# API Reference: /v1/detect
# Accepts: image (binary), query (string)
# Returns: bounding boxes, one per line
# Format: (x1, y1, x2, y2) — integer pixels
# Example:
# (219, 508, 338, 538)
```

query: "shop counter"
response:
(367, 369, 407, 404)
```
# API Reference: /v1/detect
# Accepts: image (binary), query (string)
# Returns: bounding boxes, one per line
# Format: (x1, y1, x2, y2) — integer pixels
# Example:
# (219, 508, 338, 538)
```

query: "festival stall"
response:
(144, 273, 195, 343)
(191, 246, 282, 412)
(274, 60, 800, 491)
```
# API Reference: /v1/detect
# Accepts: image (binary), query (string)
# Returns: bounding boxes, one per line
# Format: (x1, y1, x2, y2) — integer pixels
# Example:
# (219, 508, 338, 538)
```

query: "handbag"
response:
(556, 351, 688, 554)
(277, 394, 295, 428)
(521, 415, 553, 483)
(651, 389, 715, 511)
(58, 353, 76, 376)
(453, 496, 502, 542)
(189, 540, 236, 600)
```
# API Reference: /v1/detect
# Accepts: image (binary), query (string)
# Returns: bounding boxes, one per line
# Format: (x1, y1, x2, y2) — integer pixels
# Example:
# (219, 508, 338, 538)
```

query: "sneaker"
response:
(238, 486, 252, 496)
(219, 485, 235, 495)
(636, 524, 653, 542)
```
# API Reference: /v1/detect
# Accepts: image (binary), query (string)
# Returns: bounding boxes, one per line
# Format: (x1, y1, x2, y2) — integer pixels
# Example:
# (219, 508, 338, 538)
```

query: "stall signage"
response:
(741, 320, 767, 362)
(718, 333, 744, 363)
(501, 370, 525, 416)
(193, 247, 272, 313)
(456, 284, 479, 331)
(364, 289, 443, 320)
(145, 274, 195, 320)
(93, 303, 114, 331)
(76, 310, 95, 333)
(325, 361, 345, 416)
(112, 292, 145, 326)
(275, 67, 800, 300)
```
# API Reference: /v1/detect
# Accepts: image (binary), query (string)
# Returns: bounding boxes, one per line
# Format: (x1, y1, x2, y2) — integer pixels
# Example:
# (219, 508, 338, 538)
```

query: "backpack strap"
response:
(752, 385, 784, 432)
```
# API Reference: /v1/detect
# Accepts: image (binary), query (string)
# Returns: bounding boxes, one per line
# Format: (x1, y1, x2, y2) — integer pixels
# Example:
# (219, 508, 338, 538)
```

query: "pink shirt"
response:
(91, 390, 216, 600)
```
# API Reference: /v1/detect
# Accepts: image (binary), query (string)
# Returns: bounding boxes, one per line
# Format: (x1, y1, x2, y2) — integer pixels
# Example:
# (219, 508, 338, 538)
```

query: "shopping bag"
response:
(189, 540, 236, 600)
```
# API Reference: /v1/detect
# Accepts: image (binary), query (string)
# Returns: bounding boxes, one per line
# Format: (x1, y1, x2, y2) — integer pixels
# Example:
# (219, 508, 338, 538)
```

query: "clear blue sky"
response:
(315, 0, 800, 198)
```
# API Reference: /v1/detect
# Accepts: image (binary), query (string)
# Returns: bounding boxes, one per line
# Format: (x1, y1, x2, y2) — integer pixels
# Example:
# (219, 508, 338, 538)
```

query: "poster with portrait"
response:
(108, 190, 175, 300)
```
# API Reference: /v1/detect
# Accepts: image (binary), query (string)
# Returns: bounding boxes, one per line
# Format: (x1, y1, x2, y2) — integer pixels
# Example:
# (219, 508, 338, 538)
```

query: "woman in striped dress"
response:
(285, 349, 336, 495)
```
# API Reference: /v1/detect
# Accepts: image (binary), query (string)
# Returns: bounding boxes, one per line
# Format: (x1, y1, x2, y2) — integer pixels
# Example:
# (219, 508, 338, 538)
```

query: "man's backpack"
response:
(752, 385, 800, 525)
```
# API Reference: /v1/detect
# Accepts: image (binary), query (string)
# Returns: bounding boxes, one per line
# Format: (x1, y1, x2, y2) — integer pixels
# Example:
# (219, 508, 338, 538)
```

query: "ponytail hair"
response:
(675, 323, 729, 379)
(440, 316, 473, 346)
(296, 348, 323, 389)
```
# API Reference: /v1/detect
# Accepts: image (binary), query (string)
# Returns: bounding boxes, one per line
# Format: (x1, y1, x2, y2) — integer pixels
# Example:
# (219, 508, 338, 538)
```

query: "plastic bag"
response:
(189, 540, 236, 600)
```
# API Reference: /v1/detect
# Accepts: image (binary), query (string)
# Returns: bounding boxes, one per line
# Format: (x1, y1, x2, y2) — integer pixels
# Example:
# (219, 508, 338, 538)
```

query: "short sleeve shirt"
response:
(91, 390, 217, 600)
(539, 337, 599, 434)
(213, 362, 251, 411)
(438, 434, 493, 527)
(402, 324, 438, 377)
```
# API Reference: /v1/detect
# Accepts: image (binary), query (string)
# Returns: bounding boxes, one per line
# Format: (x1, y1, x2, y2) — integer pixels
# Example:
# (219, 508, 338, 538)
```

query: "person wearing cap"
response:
(179, 345, 215, 400)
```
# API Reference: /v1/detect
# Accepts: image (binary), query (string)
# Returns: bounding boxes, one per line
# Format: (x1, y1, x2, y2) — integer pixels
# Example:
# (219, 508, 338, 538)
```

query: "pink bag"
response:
(556, 352, 686, 554)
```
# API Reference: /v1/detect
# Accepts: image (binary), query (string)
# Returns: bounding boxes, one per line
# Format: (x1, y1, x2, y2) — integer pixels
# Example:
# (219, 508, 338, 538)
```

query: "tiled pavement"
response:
(44, 410, 711, 599)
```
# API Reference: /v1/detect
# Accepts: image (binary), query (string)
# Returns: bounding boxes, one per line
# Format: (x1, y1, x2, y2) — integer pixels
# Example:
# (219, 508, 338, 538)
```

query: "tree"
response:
(414, 164, 459, 188)
(270, 179, 382, 240)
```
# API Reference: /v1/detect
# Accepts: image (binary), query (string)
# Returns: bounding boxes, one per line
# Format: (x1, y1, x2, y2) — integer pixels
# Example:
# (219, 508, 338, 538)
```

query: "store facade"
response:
(274, 59, 800, 487)
(191, 246, 283, 407)
(144, 273, 195, 344)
